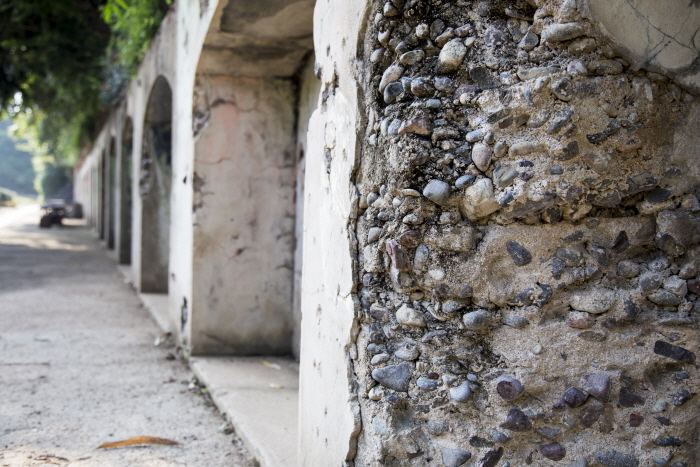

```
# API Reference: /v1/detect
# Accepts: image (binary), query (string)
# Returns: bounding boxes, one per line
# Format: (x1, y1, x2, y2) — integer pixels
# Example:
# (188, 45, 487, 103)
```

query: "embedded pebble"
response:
(536, 426, 561, 439)
(617, 260, 640, 278)
(493, 166, 518, 187)
(472, 143, 492, 171)
(462, 310, 491, 331)
(371, 353, 390, 365)
(570, 289, 615, 313)
(502, 315, 529, 329)
(518, 31, 539, 50)
(396, 304, 426, 327)
(654, 340, 696, 362)
(463, 178, 499, 220)
(506, 241, 532, 266)
(427, 420, 449, 435)
(449, 381, 472, 402)
(540, 442, 566, 461)
(400, 49, 425, 66)
(500, 407, 532, 431)
(490, 429, 510, 444)
(371, 363, 414, 392)
(588, 60, 624, 75)
(379, 65, 404, 92)
(654, 436, 683, 447)
(395, 344, 420, 360)
(423, 179, 451, 206)
(496, 375, 525, 401)
(455, 175, 476, 188)
(542, 22, 585, 42)
(595, 451, 639, 467)
(417, 377, 440, 391)
(561, 387, 588, 408)
(383, 82, 403, 103)
(583, 373, 611, 401)
(480, 447, 503, 467)
(399, 116, 432, 136)
(437, 39, 467, 73)
(442, 449, 472, 467)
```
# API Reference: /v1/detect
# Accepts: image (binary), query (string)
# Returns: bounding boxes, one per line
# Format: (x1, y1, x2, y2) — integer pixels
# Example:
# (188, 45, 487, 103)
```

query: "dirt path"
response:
(0, 206, 257, 467)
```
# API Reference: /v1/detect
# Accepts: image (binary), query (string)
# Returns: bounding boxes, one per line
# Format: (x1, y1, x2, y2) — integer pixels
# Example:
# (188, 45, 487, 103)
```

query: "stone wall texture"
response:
(352, 0, 700, 466)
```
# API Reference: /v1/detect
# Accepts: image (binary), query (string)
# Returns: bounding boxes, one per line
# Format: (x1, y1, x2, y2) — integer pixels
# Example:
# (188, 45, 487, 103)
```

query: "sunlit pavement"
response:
(0, 208, 255, 467)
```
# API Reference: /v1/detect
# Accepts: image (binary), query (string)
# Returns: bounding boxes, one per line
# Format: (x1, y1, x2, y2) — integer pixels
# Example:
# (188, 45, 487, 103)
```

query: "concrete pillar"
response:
(188, 75, 297, 355)
(301, 0, 700, 465)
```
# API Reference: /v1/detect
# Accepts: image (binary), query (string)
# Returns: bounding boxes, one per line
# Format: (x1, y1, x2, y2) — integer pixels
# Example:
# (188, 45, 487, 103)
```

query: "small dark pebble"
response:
(562, 387, 588, 408)
(654, 341, 696, 363)
(552, 258, 566, 279)
(490, 429, 510, 444)
(564, 230, 584, 242)
(675, 372, 689, 380)
(540, 442, 566, 461)
(500, 406, 532, 431)
(655, 436, 683, 447)
(496, 376, 525, 401)
(469, 436, 494, 448)
(671, 389, 692, 406)
(479, 447, 504, 467)
(536, 426, 561, 439)
(579, 401, 604, 428)
(629, 413, 643, 427)
(583, 374, 611, 401)
(609, 232, 629, 254)
(618, 388, 645, 408)
(655, 416, 671, 426)
(595, 450, 639, 467)
(550, 165, 564, 175)
(506, 241, 532, 266)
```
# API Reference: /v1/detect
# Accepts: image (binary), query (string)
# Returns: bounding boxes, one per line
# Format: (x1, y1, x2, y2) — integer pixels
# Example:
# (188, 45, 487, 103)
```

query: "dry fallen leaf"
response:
(269, 383, 284, 389)
(259, 360, 281, 370)
(97, 436, 180, 449)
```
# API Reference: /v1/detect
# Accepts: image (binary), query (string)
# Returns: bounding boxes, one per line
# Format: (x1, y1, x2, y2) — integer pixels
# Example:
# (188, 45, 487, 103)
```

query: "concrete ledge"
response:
(138, 292, 174, 334)
(190, 356, 299, 467)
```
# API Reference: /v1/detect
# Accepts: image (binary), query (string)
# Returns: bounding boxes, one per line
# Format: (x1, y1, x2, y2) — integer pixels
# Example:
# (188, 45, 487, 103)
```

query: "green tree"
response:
(0, 118, 36, 196)
(0, 0, 170, 198)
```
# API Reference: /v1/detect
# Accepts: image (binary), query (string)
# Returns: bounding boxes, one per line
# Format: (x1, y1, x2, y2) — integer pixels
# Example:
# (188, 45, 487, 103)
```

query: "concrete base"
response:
(190, 357, 299, 467)
(138, 292, 173, 334)
(121, 265, 299, 467)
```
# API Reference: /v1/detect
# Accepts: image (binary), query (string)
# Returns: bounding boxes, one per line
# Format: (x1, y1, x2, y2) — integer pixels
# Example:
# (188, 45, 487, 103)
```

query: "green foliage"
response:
(0, 0, 170, 198)
(102, 0, 172, 76)
(0, 118, 36, 196)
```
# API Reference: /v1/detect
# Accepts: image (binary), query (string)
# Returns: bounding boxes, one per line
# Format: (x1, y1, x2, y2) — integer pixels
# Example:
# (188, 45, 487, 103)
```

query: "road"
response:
(0, 206, 257, 467)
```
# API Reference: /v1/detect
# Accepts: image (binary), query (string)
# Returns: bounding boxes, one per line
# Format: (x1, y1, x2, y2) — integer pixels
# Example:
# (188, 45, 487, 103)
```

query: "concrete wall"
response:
(73, 0, 700, 465)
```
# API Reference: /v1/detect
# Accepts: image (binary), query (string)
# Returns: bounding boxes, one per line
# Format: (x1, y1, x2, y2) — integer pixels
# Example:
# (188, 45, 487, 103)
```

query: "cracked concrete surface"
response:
(0, 205, 256, 467)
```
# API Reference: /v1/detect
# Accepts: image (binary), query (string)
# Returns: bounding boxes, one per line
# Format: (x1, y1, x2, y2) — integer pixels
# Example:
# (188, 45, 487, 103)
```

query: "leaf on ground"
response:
(269, 383, 284, 389)
(97, 436, 180, 449)
(260, 360, 281, 370)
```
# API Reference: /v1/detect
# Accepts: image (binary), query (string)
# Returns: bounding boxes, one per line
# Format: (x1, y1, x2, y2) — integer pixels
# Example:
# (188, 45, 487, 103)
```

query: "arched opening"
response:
(119, 117, 133, 264)
(107, 138, 116, 249)
(140, 76, 172, 293)
(99, 150, 106, 239)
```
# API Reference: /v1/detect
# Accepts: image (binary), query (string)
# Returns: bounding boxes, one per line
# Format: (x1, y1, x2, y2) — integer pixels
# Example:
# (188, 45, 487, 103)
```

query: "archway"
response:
(119, 118, 133, 264)
(140, 77, 172, 293)
(107, 138, 116, 249)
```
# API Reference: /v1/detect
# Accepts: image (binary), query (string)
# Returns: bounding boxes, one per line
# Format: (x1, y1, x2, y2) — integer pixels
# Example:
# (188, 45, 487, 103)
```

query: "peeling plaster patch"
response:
(586, 0, 700, 93)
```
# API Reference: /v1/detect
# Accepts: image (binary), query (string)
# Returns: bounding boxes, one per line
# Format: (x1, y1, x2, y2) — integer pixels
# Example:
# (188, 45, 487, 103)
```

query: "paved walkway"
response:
(0, 206, 256, 467)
